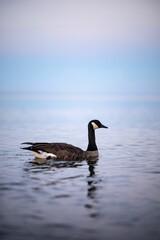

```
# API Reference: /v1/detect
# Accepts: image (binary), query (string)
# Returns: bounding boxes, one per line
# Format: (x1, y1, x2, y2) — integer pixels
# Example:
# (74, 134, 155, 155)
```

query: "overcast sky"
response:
(0, 0, 160, 94)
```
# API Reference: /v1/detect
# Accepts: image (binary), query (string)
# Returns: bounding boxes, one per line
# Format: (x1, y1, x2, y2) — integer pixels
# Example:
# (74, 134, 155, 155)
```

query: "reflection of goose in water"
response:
(87, 159, 100, 198)
(88, 159, 97, 177)
(21, 120, 108, 161)
(85, 159, 101, 218)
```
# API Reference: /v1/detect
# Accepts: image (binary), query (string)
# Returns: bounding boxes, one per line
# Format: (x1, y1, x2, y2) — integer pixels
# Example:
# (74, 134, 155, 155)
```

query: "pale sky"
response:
(0, 0, 160, 93)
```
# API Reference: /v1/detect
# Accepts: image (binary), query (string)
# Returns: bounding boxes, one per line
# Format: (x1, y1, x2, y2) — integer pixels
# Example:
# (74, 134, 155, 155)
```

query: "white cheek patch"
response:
(91, 122, 99, 129)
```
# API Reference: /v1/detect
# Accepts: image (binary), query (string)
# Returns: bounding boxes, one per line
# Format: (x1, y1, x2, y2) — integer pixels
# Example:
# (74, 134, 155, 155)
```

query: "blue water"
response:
(0, 93, 160, 240)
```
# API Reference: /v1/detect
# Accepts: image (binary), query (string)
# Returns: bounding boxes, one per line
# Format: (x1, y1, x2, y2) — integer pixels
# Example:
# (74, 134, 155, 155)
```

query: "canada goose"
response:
(21, 119, 108, 161)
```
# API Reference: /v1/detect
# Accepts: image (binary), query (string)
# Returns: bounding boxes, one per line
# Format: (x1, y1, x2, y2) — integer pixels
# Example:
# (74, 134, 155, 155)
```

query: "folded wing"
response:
(21, 142, 85, 160)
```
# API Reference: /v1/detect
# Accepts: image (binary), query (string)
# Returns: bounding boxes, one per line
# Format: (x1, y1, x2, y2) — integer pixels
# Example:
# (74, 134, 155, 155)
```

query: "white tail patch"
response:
(91, 122, 99, 129)
(32, 151, 57, 159)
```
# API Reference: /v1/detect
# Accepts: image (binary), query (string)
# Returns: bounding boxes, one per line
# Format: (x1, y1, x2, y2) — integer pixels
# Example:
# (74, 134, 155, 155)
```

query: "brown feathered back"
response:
(22, 142, 85, 160)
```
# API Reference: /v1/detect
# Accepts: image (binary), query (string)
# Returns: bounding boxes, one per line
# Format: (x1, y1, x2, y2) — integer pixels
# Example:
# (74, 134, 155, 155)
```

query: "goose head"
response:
(89, 120, 108, 130)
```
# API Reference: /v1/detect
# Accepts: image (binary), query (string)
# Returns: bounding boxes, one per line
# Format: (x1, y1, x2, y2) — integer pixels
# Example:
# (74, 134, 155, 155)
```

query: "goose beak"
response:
(101, 124, 108, 129)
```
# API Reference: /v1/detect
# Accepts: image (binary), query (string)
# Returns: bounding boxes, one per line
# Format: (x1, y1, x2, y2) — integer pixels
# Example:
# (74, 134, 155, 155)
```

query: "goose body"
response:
(21, 120, 108, 161)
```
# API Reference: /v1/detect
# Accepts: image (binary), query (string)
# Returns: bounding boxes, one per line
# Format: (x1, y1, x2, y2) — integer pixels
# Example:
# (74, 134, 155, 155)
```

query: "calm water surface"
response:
(0, 93, 160, 240)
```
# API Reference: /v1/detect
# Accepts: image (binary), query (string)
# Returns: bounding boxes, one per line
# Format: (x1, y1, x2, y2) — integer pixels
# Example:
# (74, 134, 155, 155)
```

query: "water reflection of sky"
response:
(0, 93, 159, 129)
(0, 91, 160, 239)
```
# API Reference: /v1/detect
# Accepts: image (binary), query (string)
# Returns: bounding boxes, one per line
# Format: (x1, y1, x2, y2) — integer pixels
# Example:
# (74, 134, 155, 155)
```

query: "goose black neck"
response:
(87, 124, 98, 151)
